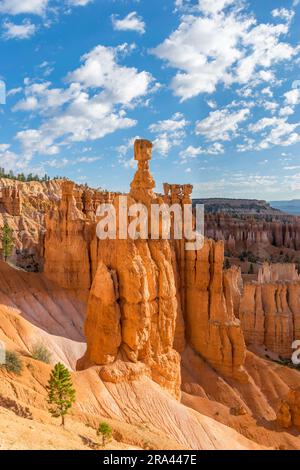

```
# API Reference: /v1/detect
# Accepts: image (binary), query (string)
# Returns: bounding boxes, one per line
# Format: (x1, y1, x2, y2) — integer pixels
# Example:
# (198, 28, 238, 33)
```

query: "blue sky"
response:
(0, 0, 300, 200)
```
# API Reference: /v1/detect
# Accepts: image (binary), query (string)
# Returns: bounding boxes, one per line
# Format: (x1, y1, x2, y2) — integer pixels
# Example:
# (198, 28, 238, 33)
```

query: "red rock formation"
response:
(224, 265, 243, 318)
(0, 184, 22, 216)
(258, 262, 300, 283)
(77, 139, 248, 396)
(205, 212, 300, 252)
(44, 181, 92, 301)
(184, 240, 247, 381)
(239, 278, 300, 357)
(78, 140, 181, 398)
(277, 389, 300, 430)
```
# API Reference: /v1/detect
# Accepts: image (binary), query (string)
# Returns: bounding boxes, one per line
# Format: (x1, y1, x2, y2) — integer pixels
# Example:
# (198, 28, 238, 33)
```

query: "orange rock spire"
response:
(130, 139, 156, 203)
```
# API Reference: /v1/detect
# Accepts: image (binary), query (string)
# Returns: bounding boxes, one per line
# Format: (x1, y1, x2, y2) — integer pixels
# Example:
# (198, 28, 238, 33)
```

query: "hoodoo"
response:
(76, 139, 248, 395)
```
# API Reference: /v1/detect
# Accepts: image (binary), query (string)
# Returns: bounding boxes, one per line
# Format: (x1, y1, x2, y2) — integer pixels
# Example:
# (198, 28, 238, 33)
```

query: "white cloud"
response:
(261, 100, 278, 113)
(7, 87, 22, 97)
(236, 23, 294, 84)
(279, 106, 295, 117)
(13, 44, 155, 158)
(0, 144, 10, 152)
(77, 156, 101, 163)
(261, 87, 273, 98)
(283, 165, 300, 170)
(45, 158, 69, 168)
(112, 11, 145, 34)
(149, 113, 188, 156)
(284, 88, 300, 106)
(66, 44, 152, 106)
(14, 81, 81, 113)
(2, 20, 36, 40)
(0, 0, 48, 15)
(0, 0, 92, 15)
(272, 8, 295, 23)
(236, 137, 256, 152)
(149, 112, 188, 133)
(193, 173, 279, 198)
(68, 0, 93, 6)
(198, 0, 235, 15)
(195, 108, 250, 141)
(180, 142, 224, 160)
(249, 116, 300, 149)
(206, 99, 217, 109)
(0, 146, 29, 171)
(119, 156, 137, 169)
(152, 2, 298, 100)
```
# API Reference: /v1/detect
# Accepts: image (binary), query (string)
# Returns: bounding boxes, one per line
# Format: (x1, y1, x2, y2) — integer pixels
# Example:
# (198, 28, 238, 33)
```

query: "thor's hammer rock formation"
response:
(72, 140, 247, 395)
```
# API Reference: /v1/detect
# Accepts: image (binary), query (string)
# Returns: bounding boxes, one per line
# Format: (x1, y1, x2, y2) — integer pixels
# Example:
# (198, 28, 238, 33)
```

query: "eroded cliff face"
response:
(277, 389, 300, 430)
(184, 240, 247, 381)
(239, 280, 300, 357)
(44, 181, 92, 302)
(205, 213, 300, 252)
(0, 179, 63, 271)
(258, 262, 300, 283)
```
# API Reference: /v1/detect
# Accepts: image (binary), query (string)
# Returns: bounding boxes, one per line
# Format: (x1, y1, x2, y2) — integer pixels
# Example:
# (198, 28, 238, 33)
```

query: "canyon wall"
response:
(239, 274, 300, 359)
(0, 185, 22, 216)
(205, 213, 300, 252)
(258, 262, 300, 283)
(44, 181, 93, 301)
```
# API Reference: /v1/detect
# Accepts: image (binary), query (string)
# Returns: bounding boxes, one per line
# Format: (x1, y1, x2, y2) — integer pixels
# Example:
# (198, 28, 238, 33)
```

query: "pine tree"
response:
(97, 422, 113, 447)
(46, 363, 76, 427)
(1, 222, 13, 261)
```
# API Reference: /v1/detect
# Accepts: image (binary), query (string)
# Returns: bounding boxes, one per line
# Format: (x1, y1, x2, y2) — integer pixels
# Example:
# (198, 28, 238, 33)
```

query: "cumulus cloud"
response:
(152, 2, 298, 100)
(180, 142, 224, 161)
(112, 11, 145, 34)
(0, 143, 29, 172)
(195, 108, 250, 141)
(198, 0, 235, 15)
(0, 0, 48, 15)
(250, 116, 300, 149)
(149, 112, 188, 134)
(13, 81, 81, 113)
(0, 0, 93, 15)
(149, 113, 188, 156)
(2, 20, 36, 40)
(284, 88, 300, 106)
(272, 8, 295, 23)
(66, 44, 152, 106)
(13, 44, 155, 158)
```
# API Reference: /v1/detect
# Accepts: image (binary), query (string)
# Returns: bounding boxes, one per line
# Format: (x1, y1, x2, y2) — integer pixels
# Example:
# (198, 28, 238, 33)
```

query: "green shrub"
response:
(31, 343, 52, 364)
(2, 351, 23, 375)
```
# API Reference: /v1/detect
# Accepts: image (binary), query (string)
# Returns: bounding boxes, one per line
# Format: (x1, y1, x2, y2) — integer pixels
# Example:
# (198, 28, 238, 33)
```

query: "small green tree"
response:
(1, 222, 13, 261)
(249, 263, 254, 275)
(46, 363, 76, 427)
(97, 422, 113, 447)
